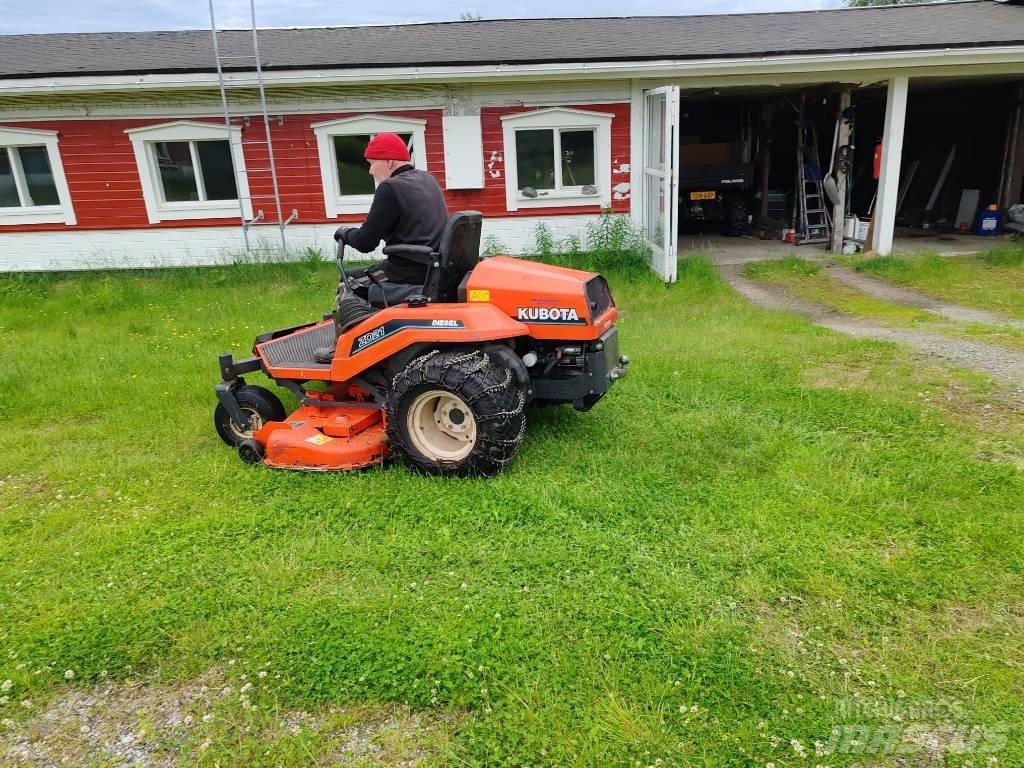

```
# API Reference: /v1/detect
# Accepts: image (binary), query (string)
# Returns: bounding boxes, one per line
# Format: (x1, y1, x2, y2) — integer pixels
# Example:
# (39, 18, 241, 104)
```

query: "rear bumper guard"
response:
(532, 327, 628, 411)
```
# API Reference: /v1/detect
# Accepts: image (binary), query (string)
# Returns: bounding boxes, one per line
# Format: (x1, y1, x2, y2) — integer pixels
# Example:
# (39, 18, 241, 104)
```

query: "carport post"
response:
(872, 77, 909, 256)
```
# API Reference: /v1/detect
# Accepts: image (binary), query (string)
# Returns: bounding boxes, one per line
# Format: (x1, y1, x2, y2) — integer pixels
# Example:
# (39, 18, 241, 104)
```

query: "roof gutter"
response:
(1, 44, 1023, 96)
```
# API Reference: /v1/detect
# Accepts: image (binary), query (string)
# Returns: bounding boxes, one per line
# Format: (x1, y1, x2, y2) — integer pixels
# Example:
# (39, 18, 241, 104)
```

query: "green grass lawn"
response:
(844, 244, 1024, 321)
(1, 258, 1022, 766)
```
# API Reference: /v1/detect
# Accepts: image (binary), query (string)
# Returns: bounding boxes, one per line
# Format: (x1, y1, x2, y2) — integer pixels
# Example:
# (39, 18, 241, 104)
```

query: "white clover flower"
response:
(64, 669, 74, 680)
(0, 680, 10, 691)
(0, 696, 8, 705)
(258, 671, 267, 678)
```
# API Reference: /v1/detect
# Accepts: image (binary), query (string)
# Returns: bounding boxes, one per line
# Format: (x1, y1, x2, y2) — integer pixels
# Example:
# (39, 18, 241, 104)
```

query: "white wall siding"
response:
(0, 214, 618, 272)
(0, 80, 633, 122)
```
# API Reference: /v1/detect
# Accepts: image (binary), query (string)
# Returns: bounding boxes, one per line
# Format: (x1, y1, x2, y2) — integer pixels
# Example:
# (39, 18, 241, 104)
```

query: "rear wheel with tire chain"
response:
(214, 385, 286, 447)
(386, 349, 526, 477)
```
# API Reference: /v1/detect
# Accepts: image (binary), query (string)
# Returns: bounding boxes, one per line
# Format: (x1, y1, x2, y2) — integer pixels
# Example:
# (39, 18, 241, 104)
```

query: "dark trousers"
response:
(343, 262, 423, 307)
(344, 262, 390, 300)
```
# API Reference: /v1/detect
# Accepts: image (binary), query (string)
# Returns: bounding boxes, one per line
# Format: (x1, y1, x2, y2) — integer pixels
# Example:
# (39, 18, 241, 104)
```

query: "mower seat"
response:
(378, 211, 483, 306)
(366, 281, 421, 308)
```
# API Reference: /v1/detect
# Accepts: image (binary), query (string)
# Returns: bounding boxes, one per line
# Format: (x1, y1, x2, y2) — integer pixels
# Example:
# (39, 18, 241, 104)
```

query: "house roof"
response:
(2, 1, 1024, 80)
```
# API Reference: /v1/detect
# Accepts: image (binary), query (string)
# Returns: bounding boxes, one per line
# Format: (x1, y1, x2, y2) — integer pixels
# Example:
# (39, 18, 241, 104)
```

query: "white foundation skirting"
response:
(0, 214, 617, 272)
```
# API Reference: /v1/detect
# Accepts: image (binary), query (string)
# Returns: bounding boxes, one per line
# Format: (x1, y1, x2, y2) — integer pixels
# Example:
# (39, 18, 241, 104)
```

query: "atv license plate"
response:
(689, 191, 716, 201)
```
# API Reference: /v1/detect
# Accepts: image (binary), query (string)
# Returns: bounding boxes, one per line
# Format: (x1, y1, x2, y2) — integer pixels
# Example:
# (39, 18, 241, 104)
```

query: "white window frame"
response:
(311, 115, 428, 218)
(125, 120, 252, 224)
(0, 126, 76, 226)
(501, 108, 613, 212)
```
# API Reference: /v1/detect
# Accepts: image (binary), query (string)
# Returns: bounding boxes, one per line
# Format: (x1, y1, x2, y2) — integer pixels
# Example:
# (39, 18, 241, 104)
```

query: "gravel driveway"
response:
(717, 263, 1024, 395)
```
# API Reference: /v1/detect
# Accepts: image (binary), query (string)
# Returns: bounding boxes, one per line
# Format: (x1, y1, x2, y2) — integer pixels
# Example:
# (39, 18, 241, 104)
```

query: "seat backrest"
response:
(425, 211, 482, 302)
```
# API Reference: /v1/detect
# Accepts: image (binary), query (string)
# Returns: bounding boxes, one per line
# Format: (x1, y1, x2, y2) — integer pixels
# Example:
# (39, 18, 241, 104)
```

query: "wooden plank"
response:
(830, 87, 852, 253)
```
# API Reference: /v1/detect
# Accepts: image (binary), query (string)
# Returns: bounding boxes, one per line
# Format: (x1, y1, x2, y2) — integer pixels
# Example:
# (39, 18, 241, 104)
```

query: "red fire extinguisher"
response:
(872, 142, 882, 180)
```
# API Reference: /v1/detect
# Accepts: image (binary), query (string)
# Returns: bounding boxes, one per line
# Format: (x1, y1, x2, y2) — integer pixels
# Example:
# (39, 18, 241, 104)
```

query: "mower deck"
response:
(253, 396, 389, 471)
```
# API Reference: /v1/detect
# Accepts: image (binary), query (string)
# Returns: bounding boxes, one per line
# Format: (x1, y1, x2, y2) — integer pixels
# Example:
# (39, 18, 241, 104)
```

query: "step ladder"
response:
(208, 0, 297, 253)
(794, 111, 831, 246)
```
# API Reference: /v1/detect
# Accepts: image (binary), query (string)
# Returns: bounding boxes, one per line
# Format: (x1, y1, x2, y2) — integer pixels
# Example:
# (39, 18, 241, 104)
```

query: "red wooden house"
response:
(2, 2, 1024, 280)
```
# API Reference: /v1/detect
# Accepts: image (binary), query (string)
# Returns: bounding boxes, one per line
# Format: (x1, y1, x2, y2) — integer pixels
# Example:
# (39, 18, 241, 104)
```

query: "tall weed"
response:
(527, 213, 651, 274)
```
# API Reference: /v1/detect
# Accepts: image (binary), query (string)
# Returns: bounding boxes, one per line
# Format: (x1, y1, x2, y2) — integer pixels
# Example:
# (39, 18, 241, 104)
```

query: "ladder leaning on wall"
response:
(208, 0, 297, 253)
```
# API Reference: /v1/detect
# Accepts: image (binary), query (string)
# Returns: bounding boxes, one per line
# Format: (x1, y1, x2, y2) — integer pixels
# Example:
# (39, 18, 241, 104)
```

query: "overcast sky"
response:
(4, 0, 843, 35)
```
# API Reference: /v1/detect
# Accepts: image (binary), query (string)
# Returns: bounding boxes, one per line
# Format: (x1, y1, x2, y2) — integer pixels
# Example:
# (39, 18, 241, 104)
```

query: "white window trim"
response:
(125, 120, 252, 224)
(0, 126, 76, 226)
(310, 115, 428, 217)
(501, 107, 614, 212)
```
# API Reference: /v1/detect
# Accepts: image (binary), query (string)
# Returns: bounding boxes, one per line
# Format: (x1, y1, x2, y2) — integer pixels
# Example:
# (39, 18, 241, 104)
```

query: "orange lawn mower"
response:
(213, 211, 629, 476)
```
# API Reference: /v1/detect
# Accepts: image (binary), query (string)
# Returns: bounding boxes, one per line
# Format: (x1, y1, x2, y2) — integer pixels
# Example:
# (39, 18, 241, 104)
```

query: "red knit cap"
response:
(364, 133, 411, 162)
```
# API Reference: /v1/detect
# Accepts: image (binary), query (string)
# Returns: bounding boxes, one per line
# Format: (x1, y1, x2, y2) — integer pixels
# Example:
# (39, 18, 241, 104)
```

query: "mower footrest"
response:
(321, 407, 382, 438)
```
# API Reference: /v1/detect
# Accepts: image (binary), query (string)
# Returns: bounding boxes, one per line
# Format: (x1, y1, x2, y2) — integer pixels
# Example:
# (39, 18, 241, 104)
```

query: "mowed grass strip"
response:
(847, 244, 1024, 321)
(0, 256, 1022, 766)
(744, 256, 936, 324)
(747, 253, 1024, 352)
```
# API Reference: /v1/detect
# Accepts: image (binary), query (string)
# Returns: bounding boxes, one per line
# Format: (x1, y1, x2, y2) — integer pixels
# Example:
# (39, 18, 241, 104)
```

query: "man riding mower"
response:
(212, 210, 629, 476)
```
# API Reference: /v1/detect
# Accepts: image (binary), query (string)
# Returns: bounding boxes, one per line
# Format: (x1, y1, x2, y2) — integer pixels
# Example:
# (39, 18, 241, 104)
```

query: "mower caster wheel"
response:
(238, 438, 266, 465)
(387, 349, 527, 477)
(214, 385, 287, 447)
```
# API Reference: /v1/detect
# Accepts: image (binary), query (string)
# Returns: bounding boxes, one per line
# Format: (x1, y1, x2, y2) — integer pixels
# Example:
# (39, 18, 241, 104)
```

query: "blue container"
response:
(977, 208, 1002, 236)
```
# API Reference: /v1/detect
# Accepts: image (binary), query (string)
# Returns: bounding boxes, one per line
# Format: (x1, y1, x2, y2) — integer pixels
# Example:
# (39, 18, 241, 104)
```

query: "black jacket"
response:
(342, 165, 449, 283)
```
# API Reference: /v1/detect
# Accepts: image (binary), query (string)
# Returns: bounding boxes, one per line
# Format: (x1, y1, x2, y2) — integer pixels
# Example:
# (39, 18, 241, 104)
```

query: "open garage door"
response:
(642, 86, 680, 283)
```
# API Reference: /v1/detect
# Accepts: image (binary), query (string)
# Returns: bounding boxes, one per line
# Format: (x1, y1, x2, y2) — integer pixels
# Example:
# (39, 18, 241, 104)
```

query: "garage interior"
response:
(675, 77, 1024, 257)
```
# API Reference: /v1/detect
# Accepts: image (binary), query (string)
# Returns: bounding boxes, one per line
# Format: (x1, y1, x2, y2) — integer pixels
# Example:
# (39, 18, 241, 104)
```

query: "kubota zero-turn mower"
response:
(213, 211, 629, 476)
